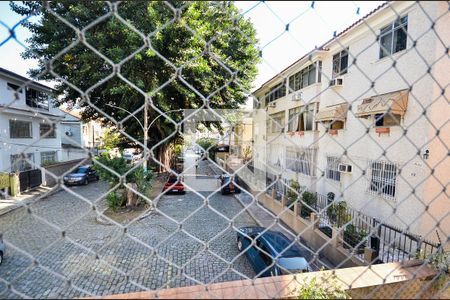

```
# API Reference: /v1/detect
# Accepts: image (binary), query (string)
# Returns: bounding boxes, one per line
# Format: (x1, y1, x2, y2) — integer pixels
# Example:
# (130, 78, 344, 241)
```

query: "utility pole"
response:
(92, 123, 95, 154)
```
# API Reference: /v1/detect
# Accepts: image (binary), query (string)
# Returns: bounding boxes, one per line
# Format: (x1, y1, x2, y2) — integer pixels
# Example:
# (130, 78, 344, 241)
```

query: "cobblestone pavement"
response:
(0, 160, 257, 298)
(207, 161, 334, 270)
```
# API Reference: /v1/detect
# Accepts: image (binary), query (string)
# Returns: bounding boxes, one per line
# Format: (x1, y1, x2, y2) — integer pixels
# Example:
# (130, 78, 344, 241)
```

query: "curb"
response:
(233, 193, 264, 227)
(0, 186, 63, 217)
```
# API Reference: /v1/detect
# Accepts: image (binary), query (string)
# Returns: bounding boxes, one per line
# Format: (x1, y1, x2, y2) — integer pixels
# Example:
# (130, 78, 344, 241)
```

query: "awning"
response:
(356, 89, 409, 117)
(315, 103, 348, 122)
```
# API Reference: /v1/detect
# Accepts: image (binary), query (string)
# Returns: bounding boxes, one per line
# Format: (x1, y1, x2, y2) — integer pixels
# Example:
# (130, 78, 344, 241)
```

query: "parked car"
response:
(0, 233, 5, 265)
(63, 165, 99, 186)
(219, 175, 241, 195)
(236, 226, 311, 277)
(163, 175, 185, 194)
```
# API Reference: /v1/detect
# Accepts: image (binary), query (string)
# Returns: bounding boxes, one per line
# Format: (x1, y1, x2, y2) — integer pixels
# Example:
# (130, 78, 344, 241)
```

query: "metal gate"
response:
(19, 169, 42, 192)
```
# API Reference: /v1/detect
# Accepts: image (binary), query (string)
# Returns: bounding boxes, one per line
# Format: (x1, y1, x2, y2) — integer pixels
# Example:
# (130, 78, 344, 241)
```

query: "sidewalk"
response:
(0, 186, 59, 216)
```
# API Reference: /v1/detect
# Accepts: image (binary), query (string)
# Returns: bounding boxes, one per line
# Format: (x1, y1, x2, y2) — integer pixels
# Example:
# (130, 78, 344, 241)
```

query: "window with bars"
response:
(10, 120, 32, 138)
(268, 111, 285, 133)
(287, 104, 315, 132)
(41, 151, 57, 165)
(368, 160, 398, 198)
(326, 156, 341, 181)
(10, 153, 35, 172)
(288, 61, 320, 92)
(40, 123, 57, 138)
(286, 147, 317, 176)
(332, 48, 349, 78)
(379, 15, 408, 59)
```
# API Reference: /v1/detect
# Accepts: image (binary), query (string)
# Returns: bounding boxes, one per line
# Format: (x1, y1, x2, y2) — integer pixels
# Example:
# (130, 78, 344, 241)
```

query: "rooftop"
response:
(253, 1, 389, 94)
(0, 67, 55, 92)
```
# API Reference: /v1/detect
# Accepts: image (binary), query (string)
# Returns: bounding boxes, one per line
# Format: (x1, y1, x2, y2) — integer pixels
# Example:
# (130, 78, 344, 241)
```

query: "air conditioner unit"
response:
(330, 77, 344, 87)
(291, 92, 302, 101)
(268, 102, 276, 108)
(338, 163, 352, 173)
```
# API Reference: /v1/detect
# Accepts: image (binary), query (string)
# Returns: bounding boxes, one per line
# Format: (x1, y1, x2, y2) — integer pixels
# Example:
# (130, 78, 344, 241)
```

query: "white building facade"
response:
(59, 108, 88, 161)
(0, 67, 65, 173)
(252, 1, 449, 244)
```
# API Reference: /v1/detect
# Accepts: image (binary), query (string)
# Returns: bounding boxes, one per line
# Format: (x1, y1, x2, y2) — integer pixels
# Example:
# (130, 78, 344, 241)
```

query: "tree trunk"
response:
(126, 183, 138, 207)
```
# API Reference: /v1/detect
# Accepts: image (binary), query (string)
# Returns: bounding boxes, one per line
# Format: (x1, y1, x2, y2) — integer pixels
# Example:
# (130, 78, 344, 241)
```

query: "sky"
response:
(0, 1, 384, 92)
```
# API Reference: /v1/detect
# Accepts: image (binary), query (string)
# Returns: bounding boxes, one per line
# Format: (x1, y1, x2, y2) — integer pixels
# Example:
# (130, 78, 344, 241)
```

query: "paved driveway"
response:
(0, 169, 257, 298)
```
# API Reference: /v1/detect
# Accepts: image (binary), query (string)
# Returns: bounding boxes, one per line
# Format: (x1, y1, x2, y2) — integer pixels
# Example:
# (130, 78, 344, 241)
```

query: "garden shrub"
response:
(294, 273, 351, 299)
(106, 192, 124, 211)
(286, 180, 300, 211)
(343, 224, 368, 252)
(327, 201, 351, 227)
(94, 154, 154, 209)
(300, 191, 317, 219)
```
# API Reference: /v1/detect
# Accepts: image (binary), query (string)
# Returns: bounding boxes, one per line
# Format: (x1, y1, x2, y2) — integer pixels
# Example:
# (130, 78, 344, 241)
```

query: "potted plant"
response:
(326, 201, 350, 227)
(300, 191, 317, 219)
(343, 224, 368, 254)
(286, 180, 300, 211)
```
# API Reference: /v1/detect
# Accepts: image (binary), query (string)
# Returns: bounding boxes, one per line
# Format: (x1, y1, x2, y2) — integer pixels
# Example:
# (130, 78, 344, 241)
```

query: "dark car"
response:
(163, 175, 185, 194)
(236, 226, 311, 277)
(220, 175, 241, 195)
(63, 165, 99, 186)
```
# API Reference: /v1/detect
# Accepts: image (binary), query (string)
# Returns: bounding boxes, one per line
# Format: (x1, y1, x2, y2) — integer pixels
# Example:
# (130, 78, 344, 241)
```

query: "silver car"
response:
(0, 233, 4, 265)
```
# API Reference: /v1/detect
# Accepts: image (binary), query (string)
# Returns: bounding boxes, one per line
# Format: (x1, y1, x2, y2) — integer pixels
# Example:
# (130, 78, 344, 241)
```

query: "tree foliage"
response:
(294, 274, 351, 299)
(100, 128, 123, 150)
(11, 1, 260, 148)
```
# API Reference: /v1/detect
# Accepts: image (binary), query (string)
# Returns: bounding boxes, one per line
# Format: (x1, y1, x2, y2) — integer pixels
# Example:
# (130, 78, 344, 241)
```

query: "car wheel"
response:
(0, 251, 3, 265)
(221, 190, 226, 195)
(96, 176, 99, 181)
(83, 178, 89, 185)
(237, 238, 243, 252)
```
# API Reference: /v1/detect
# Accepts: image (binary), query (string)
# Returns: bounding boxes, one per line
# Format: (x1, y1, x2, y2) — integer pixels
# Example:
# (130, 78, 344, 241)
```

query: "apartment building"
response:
(59, 107, 88, 161)
(0, 67, 65, 175)
(252, 1, 449, 243)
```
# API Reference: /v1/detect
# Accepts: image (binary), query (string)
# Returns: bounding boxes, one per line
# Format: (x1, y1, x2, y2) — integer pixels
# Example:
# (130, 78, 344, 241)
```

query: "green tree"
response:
(11, 1, 260, 164)
(94, 154, 154, 210)
(100, 128, 123, 150)
(196, 137, 218, 159)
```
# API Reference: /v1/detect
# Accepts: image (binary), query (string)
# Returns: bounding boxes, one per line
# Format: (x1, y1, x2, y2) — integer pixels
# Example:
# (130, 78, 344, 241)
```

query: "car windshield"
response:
(167, 177, 178, 183)
(262, 233, 301, 257)
(223, 177, 238, 184)
(73, 167, 88, 174)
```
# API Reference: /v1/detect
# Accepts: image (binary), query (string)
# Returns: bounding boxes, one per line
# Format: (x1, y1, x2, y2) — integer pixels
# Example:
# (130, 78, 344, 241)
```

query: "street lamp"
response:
(148, 109, 183, 130)
(105, 103, 144, 132)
